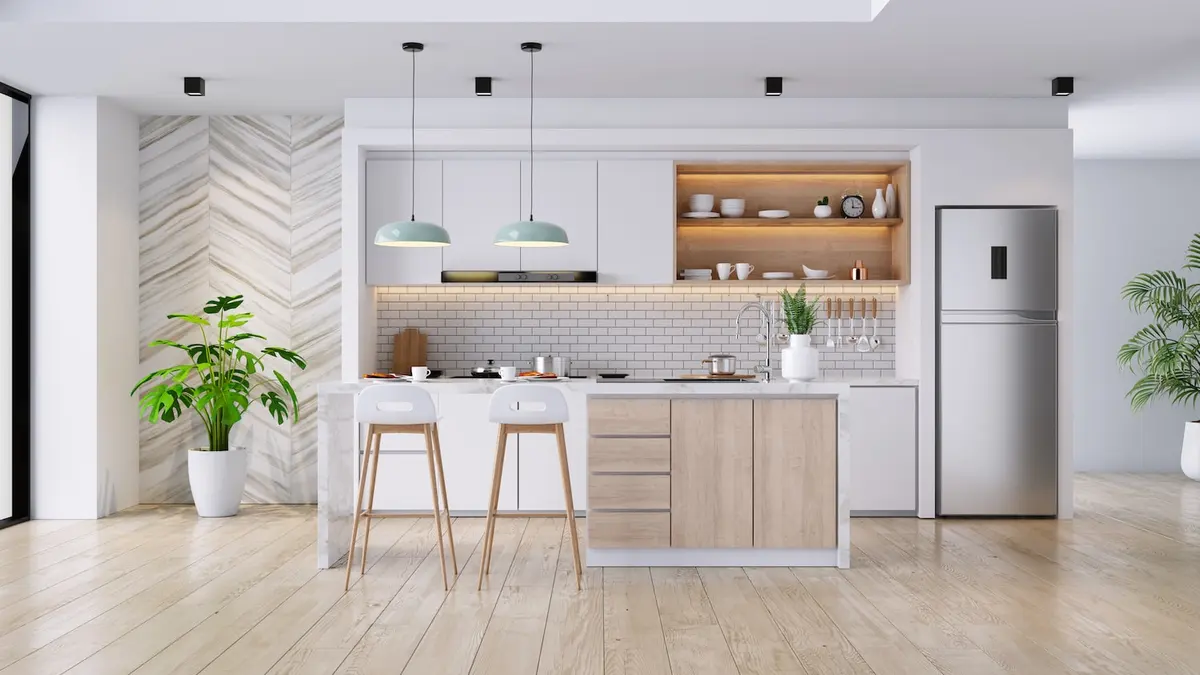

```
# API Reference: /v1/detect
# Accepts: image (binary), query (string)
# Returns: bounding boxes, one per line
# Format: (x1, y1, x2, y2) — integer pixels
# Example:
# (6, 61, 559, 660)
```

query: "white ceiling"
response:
(1, 0, 1199, 157)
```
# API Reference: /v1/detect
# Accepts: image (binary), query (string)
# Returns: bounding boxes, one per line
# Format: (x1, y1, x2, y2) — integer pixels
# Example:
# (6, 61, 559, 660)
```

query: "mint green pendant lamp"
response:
(375, 42, 451, 248)
(494, 42, 569, 249)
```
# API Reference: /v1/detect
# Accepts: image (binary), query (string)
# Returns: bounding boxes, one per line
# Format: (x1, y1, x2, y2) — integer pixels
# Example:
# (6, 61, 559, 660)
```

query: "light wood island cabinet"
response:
(586, 396, 839, 555)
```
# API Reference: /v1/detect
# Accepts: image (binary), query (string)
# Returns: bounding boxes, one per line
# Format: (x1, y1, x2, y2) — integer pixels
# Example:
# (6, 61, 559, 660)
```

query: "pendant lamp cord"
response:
(528, 46, 534, 222)
(410, 48, 417, 222)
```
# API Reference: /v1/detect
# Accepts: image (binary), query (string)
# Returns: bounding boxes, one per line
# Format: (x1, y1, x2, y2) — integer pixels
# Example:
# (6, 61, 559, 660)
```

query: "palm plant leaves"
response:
(133, 295, 308, 450)
(779, 286, 822, 335)
(1119, 233, 1200, 411)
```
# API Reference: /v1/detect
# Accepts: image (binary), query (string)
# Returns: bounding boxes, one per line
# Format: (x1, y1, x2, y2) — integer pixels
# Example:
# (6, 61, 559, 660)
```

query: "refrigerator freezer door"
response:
(938, 208, 1057, 313)
(938, 321, 1058, 516)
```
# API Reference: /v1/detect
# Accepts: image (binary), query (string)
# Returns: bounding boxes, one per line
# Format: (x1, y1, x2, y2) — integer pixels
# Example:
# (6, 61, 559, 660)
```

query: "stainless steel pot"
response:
(702, 354, 737, 376)
(531, 355, 570, 377)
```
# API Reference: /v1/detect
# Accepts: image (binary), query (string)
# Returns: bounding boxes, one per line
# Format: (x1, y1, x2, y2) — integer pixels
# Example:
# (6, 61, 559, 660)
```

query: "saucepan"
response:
(701, 354, 737, 376)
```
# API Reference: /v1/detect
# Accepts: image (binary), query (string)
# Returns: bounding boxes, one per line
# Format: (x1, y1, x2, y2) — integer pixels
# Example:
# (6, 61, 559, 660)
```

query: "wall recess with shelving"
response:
(674, 162, 910, 285)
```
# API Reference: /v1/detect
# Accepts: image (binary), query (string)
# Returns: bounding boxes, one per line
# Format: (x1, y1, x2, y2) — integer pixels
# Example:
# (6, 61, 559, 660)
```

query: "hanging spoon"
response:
(856, 297, 871, 352)
(870, 297, 881, 350)
(825, 298, 835, 348)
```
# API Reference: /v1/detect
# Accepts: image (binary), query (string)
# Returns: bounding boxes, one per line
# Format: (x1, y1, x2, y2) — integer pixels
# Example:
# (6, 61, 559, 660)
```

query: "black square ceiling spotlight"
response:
(765, 76, 783, 97)
(184, 77, 205, 97)
(1051, 76, 1073, 97)
(475, 76, 492, 96)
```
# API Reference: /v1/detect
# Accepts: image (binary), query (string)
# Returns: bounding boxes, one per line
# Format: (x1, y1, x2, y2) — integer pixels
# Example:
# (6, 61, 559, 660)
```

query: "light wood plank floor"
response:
(1, 474, 1198, 675)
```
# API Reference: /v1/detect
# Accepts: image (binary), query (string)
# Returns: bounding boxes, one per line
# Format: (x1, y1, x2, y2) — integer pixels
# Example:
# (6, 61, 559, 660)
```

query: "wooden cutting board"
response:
(677, 374, 758, 380)
(392, 328, 427, 374)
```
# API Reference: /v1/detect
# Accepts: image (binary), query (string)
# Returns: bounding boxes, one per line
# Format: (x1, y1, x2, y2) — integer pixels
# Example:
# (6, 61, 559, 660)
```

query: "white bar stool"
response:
(478, 384, 582, 590)
(346, 384, 457, 591)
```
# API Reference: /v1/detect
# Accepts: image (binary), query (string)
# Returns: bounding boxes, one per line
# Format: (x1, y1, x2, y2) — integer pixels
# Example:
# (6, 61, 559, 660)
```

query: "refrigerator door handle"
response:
(940, 310, 1056, 324)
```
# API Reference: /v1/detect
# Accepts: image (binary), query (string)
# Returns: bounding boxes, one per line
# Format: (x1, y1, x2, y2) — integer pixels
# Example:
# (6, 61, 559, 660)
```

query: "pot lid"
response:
(708, 354, 736, 359)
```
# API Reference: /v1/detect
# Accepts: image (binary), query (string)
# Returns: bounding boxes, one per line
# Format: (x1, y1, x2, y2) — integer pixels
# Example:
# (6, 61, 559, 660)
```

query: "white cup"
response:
(499, 366, 518, 381)
(716, 262, 733, 280)
(411, 366, 430, 381)
(688, 194, 714, 213)
(720, 198, 746, 218)
(735, 263, 755, 280)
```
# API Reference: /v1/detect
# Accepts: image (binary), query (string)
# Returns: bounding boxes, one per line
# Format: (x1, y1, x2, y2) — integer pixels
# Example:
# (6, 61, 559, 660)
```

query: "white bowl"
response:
(802, 265, 831, 278)
(758, 210, 790, 219)
(720, 199, 746, 218)
(689, 194, 715, 212)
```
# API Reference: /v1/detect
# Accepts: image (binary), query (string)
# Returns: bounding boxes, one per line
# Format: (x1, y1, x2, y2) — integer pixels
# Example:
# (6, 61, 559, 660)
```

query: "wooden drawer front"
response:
(589, 399, 670, 436)
(588, 511, 671, 549)
(588, 474, 670, 510)
(589, 437, 671, 473)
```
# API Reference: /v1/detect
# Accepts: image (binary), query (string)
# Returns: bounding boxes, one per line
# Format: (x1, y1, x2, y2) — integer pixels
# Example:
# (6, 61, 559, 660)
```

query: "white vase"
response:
(813, 204, 833, 218)
(1183, 422, 1200, 481)
(872, 188, 887, 219)
(781, 334, 820, 382)
(885, 183, 897, 218)
(188, 447, 249, 517)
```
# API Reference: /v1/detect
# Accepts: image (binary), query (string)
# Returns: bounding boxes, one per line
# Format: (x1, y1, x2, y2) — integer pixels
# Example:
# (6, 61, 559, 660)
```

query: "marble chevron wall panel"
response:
(138, 115, 342, 504)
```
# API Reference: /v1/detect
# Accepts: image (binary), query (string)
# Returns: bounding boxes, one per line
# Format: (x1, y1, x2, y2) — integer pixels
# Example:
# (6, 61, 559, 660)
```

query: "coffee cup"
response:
(411, 366, 430, 381)
(716, 263, 733, 280)
(735, 263, 755, 280)
(720, 198, 746, 218)
(688, 194, 714, 213)
(499, 366, 518, 381)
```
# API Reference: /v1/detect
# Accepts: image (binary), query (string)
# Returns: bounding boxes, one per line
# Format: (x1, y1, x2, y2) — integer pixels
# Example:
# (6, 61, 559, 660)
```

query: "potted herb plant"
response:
(779, 286, 822, 381)
(1117, 233, 1200, 480)
(813, 196, 832, 219)
(132, 295, 308, 515)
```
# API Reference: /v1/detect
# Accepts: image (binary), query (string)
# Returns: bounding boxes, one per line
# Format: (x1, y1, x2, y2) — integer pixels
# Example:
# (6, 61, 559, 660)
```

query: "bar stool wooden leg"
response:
(345, 425, 376, 591)
(431, 424, 458, 575)
(423, 424, 450, 591)
(479, 424, 508, 590)
(360, 427, 383, 575)
(555, 423, 583, 589)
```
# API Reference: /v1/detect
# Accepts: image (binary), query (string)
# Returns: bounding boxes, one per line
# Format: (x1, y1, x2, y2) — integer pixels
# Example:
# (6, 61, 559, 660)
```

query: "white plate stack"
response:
(681, 269, 713, 281)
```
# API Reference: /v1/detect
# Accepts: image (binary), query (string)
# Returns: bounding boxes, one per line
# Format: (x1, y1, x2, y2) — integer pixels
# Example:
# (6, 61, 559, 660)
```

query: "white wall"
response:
(342, 96, 1076, 518)
(32, 96, 141, 518)
(96, 99, 140, 514)
(1074, 160, 1200, 472)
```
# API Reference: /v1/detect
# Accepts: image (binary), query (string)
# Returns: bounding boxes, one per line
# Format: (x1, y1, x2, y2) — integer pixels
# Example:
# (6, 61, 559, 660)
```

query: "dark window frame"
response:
(1, 80, 31, 530)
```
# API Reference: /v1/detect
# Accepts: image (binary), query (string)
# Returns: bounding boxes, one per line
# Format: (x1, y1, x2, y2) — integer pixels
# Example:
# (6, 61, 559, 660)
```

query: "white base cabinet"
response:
(849, 386, 918, 515)
(361, 392, 586, 513)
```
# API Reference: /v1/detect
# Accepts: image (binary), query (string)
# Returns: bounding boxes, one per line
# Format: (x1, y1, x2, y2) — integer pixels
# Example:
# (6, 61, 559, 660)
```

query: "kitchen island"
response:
(316, 378, 849, 569)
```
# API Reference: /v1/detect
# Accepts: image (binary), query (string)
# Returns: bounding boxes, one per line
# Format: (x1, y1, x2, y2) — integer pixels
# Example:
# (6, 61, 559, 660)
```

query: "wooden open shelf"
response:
(674, 161, 911, 285)
(677, 217, 902, 228)
(673, 279, 903, 287)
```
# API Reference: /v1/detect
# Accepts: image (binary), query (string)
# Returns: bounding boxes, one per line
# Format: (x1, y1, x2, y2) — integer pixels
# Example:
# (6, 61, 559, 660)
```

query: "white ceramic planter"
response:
(813, 204, 833, 218)
(1183, 422, 1200, 481)
(188, 447, 249, 517)
(781, 334, 820, 381)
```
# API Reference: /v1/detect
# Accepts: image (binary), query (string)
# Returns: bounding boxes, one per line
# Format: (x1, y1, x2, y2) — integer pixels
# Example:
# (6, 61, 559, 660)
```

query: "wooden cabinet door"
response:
(597, 160, 676, 284)
(753, 399, 837, 548)
(441, 160, 521, 271)
(670, 399, 753, 548)
(849, 386, 917, 514)
(519, 160, 598, 271)
(365, 159, 443, 285)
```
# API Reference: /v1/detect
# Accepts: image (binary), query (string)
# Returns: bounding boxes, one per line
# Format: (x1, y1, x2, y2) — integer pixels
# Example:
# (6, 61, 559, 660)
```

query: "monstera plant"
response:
(1117, 233, 1200, 480)
(133, 294, 307, 515)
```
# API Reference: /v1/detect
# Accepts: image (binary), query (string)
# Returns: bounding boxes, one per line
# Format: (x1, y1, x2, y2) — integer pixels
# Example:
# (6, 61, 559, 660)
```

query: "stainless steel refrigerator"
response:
(937, 207, 1058, 517)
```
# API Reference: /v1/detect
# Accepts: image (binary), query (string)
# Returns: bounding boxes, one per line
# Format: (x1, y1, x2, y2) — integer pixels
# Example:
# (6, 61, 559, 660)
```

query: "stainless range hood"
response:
(440, 271, 597, 283)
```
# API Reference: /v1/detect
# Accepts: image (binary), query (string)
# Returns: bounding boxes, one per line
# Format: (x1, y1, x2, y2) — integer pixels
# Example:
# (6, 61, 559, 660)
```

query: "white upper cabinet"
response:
(597, 160, 676, 284)
(442, 160, 522, 271)
(519, 160, 599, 271)
(365, 159, 443, 285)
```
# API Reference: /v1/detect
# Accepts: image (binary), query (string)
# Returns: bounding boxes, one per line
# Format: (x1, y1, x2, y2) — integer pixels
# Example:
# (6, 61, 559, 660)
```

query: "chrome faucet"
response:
(734, 296, 783, 382)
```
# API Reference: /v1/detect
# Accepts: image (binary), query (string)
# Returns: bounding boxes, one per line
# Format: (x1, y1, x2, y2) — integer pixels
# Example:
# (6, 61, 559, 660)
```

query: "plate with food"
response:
(518, 371, 566, 380)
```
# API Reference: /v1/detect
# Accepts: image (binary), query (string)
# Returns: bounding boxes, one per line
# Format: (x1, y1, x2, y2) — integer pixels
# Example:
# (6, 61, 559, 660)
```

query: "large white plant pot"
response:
(1183, 422, 1200, 481)
(188, 447, 249, 517)
(781, 334, 820, 381)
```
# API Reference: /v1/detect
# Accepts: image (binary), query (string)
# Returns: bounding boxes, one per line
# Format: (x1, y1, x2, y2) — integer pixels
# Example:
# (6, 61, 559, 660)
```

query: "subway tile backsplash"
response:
(375, 285, 896, 379)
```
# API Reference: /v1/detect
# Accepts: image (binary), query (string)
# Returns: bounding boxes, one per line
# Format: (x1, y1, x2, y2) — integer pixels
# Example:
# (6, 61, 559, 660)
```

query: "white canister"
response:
(781, 335, 820, 382)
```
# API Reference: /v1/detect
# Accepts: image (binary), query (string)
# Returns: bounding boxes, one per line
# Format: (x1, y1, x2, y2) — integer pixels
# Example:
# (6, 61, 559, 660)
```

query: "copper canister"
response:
(851, 259, 869, 281)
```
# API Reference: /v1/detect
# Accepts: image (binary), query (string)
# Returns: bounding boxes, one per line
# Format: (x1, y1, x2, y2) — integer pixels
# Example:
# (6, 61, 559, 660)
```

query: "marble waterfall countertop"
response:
(316, 376, 890, 568)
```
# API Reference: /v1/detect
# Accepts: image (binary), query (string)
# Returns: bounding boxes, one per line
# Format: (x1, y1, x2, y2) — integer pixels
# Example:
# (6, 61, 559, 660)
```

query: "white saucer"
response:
(758, 210, 791, 219)
(802, 275, 836, 280)
(682, 212, 720, 219)
(761, 272, 795, 280)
